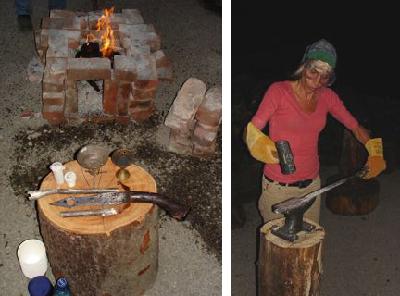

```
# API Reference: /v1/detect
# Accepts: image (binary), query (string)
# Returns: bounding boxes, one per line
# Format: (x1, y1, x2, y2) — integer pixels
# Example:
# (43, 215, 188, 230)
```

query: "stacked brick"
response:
(165, 78, 222, 156)
(34, 9, 172, 125)
(193, 87, 222, 155)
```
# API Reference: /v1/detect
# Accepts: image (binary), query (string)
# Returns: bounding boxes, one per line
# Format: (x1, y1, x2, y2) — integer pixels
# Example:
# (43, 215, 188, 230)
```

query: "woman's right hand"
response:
(244, 122, 279, 164)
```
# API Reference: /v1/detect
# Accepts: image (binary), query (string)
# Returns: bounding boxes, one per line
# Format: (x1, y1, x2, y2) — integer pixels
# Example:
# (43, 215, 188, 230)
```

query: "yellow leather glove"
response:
(362, 138, 386, 179)
(244, 122, 279, 164)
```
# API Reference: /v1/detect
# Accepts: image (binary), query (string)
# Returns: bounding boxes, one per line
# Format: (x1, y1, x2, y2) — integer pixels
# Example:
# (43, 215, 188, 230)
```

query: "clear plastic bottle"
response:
(53, 277, 71, 296)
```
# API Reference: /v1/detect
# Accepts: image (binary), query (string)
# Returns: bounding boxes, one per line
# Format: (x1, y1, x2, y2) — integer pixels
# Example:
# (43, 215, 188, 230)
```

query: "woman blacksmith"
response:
(245, 39, 386, 223)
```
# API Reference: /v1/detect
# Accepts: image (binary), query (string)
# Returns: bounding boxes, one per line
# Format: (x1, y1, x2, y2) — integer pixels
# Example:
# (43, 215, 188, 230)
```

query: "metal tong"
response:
(51, 191, 190, 220)
(27, 188, 120, 200)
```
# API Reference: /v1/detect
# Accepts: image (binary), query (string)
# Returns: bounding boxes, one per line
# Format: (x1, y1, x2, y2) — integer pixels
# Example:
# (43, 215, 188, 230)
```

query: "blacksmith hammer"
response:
(270, 170, 366, 242)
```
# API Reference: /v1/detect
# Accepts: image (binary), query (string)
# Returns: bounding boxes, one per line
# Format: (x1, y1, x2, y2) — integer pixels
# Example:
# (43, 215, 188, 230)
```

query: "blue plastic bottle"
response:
(53, 277, 71, 296)
(28, 276, 54, 296)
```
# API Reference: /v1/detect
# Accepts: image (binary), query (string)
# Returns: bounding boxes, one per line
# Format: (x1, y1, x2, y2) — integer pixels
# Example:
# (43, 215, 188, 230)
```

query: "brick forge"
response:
(35, 9, 173, 125)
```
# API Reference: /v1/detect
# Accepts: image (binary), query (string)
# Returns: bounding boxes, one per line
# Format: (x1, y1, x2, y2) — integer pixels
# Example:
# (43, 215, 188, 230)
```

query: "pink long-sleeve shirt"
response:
(251, 81, 359, 183)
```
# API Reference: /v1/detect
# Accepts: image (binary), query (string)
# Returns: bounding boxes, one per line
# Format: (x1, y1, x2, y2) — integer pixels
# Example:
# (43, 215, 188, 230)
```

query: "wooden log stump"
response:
(258, 218, 325, 296)
(38, 158, 159, 296)
(326, 129, 380, 215)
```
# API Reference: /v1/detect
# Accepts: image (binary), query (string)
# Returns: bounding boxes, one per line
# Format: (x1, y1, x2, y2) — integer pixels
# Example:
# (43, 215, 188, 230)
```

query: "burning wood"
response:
(75, 8, 118, 92)
(96, 7, 116, 58)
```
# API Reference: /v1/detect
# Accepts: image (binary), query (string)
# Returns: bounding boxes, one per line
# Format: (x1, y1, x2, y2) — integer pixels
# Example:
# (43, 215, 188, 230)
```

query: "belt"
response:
(264, 175, 313, 189)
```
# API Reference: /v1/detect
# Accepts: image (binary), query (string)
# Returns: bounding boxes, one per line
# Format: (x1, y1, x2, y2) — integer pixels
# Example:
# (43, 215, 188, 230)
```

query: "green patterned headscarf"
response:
(302, 39, 337, 69)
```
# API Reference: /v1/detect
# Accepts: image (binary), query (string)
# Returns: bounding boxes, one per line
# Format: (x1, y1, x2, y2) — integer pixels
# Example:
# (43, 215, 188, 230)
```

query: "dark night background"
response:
(231, 3, 400, 218)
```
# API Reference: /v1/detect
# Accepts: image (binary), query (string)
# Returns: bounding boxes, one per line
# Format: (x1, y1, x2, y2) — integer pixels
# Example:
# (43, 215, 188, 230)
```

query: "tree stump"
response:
(258, 218, 325, 296)
(326, 129, 380, 215)
(38, 158, 159, 296)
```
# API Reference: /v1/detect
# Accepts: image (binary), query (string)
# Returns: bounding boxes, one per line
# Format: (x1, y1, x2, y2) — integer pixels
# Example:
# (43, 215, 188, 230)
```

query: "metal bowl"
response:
(111, 148, 135, 182)
(77, 144, 109, 171)
(110, 148, 134, 168)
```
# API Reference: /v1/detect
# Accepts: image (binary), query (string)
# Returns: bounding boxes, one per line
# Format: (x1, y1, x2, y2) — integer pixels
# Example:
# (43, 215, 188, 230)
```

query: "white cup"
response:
(17, 240, 48, 278)
(64, 171, 77, 188)
(50, 162, 65, 186)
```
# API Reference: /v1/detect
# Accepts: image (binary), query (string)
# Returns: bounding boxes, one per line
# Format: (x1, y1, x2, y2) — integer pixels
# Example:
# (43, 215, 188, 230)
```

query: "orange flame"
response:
(96, 7, 116, 57)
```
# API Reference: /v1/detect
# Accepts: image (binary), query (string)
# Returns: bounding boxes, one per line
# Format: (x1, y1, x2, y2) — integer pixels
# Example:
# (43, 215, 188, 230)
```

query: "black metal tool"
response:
(275, 140, 296, 175)
(271, 175, 360, 241)
(50, 191, 190, 220)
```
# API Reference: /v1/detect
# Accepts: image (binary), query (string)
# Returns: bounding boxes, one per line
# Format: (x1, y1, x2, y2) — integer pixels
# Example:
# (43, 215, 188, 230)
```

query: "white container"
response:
(17, 240, 48, 278)
(64, 171, 77, 188)
(50, 162, 65, 186)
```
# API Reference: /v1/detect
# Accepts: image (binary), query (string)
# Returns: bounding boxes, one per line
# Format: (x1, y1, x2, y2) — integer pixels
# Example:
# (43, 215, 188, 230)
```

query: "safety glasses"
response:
(304, 63, 335, 86)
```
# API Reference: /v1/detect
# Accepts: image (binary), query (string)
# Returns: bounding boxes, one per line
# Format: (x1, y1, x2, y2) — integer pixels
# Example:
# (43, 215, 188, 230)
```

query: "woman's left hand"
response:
(362, 138, 386, 179)
(352, 125, 370, 144)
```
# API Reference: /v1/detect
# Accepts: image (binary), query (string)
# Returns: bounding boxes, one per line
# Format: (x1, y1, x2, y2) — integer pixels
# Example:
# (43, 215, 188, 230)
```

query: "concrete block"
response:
(43, 68, 65, 92)
(49, 9, 77, 18)
(41, 17, 80, 30)
(103, 79, 119, 114)
(64, 80, 78, 115)
(40, 30, 49, 49)
(118, 24, 160, 51)
(46, 30, 69, 58)
(154, 50, 170, 68)
(164, 78, 207, 130)
(47, 58, 67, 80)
(193, 123, 219, 145)
(43, 91, 65, 106)
(115, 116, 131, 125)
(129, 98, 154, 109)
(129, 100, 155, 121)
(169, 129, 192, 145)
(134, 54, 157, 81)
(133, 80, 159, 90)
(153, 49, 173, 80)
(117, 81, 131, 116)
(114, 55, 137, 81)
(168, 138, 192, 155)
(193, 141, 217, 155)
(195, 86, 222, 126)
(42, 104, 65, 125)
(121, 9, 144, 24)
(67, 57, 111, 80)
(157, 66, 173, 81)
(131, 87, 157, 101)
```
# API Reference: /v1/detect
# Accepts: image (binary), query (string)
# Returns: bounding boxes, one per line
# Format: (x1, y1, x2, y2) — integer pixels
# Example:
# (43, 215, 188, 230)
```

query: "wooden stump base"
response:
(330, 128, 380, 216)
(258, 218, 325, 296)
(38, 159, 159, 296)
(326, 176, 380, 216)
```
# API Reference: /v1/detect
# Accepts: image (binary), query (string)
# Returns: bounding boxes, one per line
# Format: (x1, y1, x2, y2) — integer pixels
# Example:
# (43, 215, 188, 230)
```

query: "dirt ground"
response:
(0, 0, 221, 295)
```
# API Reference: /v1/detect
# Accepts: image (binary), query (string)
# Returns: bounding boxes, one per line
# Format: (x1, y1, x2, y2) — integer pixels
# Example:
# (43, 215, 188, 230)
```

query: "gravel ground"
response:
(0, 0, 221, 295)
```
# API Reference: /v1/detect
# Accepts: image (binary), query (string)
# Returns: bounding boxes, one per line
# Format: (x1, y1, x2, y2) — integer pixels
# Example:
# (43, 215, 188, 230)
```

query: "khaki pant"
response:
(258, 175, 321, 223)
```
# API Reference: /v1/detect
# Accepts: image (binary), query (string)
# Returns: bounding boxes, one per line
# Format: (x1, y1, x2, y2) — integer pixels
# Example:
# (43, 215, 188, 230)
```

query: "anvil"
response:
(270, 177, 351, 242)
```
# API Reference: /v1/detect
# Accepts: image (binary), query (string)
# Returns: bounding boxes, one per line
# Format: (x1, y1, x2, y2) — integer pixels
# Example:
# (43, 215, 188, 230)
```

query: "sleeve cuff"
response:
(251, 116, 265, 130)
